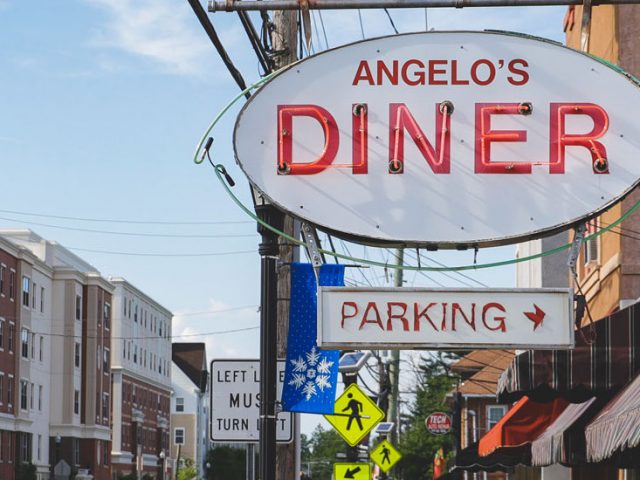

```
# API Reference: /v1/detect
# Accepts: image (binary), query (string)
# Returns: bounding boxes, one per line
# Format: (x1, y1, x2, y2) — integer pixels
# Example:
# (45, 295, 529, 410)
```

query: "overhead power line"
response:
(66, 246, 256, 257)
(0, 215, 255, 239)
(0, 208, 251, 225)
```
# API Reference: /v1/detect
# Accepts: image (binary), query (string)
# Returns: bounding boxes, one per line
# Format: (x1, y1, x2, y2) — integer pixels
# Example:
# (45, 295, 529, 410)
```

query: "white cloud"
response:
(84, 0, 213, 76)
(173, 299, 260, 360)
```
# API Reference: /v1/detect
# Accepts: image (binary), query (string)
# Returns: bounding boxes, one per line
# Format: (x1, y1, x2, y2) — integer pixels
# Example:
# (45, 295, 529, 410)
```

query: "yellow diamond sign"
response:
(371, 439, 402, 473)
(325, 383, 384, 446)
(333, 462, 370, 480)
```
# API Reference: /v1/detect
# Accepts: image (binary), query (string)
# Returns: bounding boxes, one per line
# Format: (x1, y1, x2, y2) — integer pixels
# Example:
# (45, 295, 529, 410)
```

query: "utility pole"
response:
(387, 249, 403, 447)
(271, 8, 299, 480)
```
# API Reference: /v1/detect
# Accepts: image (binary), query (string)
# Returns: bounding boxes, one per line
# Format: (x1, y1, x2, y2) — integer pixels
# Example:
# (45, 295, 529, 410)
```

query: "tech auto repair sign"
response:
(234, 31, 640, 247)
(317, 287, 573, 349)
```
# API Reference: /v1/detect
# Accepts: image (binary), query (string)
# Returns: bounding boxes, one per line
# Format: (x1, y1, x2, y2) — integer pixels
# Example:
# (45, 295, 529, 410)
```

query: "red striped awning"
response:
(497, 301, 640, 403)
(478, 396, 568, 457)
(530, 397, 598, 466)
(586, 373, 640, 463)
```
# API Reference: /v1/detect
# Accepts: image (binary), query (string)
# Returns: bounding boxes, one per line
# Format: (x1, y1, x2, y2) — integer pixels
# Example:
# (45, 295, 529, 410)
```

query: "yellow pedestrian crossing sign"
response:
(371, 439, 402, 473)
(333, 462, 370, 480)
(325, 383, 384, 446)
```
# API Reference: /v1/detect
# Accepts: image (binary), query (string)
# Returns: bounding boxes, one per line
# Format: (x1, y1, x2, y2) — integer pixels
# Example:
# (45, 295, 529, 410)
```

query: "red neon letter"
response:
(389, 103, 450, 174)
(475, 103, 530, 174)
(277, 105, 339, 175)
(549, 103, 609, 174)
(352, 104, 368, 174)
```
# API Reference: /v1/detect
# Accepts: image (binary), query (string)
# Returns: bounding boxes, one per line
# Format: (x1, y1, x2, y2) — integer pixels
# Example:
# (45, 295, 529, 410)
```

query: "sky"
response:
(0, 0, 566, 435)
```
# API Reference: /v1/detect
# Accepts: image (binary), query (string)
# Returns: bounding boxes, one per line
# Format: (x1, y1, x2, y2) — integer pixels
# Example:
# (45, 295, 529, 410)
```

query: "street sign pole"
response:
(256, 203, 285, 480)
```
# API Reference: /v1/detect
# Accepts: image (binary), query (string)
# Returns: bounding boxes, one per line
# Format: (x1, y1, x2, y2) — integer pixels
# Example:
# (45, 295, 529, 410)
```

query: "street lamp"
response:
(55, 435, 61, 470)
(158, 451, 165, 480)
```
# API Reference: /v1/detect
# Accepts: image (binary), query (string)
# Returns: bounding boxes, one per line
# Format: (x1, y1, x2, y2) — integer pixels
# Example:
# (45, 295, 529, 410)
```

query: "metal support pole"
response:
(209, 0, 639, 12)
(256, 204, 285, 480)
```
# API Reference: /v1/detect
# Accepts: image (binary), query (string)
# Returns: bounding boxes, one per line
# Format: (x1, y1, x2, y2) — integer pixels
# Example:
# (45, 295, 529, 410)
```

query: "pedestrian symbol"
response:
(333, 462, 370, 480)
(371, 439, 402, 473)
(325, 384, 384, 446)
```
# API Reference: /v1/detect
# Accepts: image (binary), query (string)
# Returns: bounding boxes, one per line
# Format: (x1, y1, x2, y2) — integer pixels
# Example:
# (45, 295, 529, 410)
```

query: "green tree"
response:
(397, 352, 458, 480)
(177, 458, 197, 480)
(301, 424, 345, 480)
(207, 445, 246, 480)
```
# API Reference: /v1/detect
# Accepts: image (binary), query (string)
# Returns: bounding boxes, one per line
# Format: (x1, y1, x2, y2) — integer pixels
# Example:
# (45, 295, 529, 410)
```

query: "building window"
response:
(30, 332, 35, 359)
(123, 298, 127, 316)
(29, 382, 34, 409)
(584, 220, 600, 267)
(32, 282, 36, 309)
(176, 397, 184, 413)
(8, 324, 13, 352)
(102, 393, 109, 419)
(20, 380, 27, 410)
(9, 271, 15, 300)
(97, 345, 101, 371)
(0, 319, 4, 349)
(159, 322, 162, 337)
(75, 295, 82, 321)
(7, 376, 13, 407)
(38, 385, 42, 411)
(20, 328, 29, 359)
(39, 336, 43, 362)
(487, 405, 507, 430)
(74, 343, 81, 368)
(102, 440, 108, 465)
(133, 345, 137, 364)
(74, 438, 80, 465)
(37, 435, 41, 461)
(20, 434, 28, 462)
(103, 302, 110, 330)
(40, 287, 44, 313)
(103, 349, 110, 373)
(21, 276, 30, 307)
(128, 299, 132, 318)
(74, 390, 80, 415)
(0, 373, 4, 404)
(174, 428, 185, 445)
(134, 305, 138, 323)
(0, 265, 5, 294)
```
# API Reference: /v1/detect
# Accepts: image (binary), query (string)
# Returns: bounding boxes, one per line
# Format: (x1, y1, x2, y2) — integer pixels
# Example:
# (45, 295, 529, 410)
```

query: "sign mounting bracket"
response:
(301, 222, 325, 279)
(567, 223, 586, 270)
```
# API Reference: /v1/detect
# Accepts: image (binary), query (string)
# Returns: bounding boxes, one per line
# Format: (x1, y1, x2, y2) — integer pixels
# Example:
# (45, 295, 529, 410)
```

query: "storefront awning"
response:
(451, 441, 528, 473)
(497, 301, 640, 403)
(530, 397, 598, 467)
(586, 373, 640, 463)
(478, 396, 569, 457)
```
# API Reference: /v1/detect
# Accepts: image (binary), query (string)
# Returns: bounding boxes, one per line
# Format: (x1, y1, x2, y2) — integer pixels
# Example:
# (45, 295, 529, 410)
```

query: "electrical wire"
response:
(318, 10, 329, 49)
(0, 215, 255, 239)
(13, 325, 259, 342)
(383, 8, 399, 34)
(0, 208, 252, 226)
(357, 10, 365, 39)
(65, 246, 255, 257)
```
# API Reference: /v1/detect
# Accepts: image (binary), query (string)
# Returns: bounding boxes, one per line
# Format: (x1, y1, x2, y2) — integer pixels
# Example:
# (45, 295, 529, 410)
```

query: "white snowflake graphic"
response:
(288, 346, 334, 400)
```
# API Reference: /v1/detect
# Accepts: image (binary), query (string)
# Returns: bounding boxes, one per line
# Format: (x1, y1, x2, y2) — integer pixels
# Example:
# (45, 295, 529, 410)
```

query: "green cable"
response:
(213, 164, 640, 272)
(193, 68, 285, 165)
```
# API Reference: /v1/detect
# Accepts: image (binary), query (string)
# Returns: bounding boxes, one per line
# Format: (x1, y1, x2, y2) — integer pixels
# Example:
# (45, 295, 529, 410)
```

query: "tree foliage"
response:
(207, 445, 246, 480)
(301, 424, 345, 479)
(397, 352, 459, 480)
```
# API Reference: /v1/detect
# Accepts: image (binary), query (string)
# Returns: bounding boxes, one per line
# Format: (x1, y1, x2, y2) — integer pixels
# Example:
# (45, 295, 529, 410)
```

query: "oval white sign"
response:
(234, 31, 640, 247)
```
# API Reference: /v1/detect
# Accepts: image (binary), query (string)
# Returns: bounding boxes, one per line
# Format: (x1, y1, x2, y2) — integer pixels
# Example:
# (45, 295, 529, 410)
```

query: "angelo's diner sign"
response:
(234, 31, 640, 247)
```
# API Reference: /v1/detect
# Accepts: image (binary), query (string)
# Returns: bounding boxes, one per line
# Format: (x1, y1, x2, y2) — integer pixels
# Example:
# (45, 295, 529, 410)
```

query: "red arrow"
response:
(524, 304, 545, 331)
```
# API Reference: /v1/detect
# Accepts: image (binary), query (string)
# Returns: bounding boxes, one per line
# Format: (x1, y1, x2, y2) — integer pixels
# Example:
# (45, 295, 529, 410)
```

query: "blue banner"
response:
(281, 263, 344, 414)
